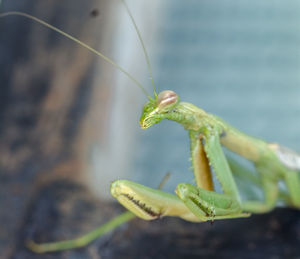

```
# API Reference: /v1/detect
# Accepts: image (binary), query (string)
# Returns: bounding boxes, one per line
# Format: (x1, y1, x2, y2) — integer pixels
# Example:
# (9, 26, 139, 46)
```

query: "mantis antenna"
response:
(0, 2, 156, 100)
(121, 0, 158, 99)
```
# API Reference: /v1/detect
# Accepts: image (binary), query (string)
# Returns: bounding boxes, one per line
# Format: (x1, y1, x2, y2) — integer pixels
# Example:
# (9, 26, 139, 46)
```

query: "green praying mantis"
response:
(1, 0, 300, 254)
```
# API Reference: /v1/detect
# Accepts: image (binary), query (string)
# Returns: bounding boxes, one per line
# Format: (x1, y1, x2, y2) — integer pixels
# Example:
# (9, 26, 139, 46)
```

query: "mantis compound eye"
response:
(157, 90, 178, 110)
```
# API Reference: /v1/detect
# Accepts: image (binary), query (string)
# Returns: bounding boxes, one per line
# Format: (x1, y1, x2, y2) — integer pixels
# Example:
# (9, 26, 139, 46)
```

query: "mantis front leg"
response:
(111, 128, 250, 222)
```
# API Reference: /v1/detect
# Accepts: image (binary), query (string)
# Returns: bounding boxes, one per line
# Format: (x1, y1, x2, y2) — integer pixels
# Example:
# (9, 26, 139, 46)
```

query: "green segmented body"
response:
(112, 90, 300, 220)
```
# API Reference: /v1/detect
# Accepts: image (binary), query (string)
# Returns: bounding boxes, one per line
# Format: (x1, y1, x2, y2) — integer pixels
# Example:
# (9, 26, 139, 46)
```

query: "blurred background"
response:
(0, 0, 300, 258)
(134, 0, 300, 192)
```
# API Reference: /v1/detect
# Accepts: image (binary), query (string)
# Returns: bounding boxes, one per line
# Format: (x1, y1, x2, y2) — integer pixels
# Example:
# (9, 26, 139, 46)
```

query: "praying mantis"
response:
(1, 0, 300, 254)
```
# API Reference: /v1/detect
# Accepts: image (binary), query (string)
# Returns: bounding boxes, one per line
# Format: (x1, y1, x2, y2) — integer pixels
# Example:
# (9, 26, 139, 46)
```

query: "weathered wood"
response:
(11, 179, 300, 258)
(0, 0, 111, 257)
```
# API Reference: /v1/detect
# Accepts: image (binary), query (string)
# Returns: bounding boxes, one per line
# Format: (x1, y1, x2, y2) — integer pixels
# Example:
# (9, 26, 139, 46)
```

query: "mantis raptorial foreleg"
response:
(189, 132, 214, 191)
(112, 123, 250, 221)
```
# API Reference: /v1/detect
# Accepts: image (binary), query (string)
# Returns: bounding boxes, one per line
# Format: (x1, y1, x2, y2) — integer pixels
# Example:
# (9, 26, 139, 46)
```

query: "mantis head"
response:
(140, 90, 180, 129)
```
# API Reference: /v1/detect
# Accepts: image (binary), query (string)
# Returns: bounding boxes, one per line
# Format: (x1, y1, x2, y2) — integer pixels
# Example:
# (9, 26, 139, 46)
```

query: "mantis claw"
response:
(111, 180, 250, 222)
(111, 180, 161, 220)
(111, 180, 206, 222)
(176, 183, 250, 220)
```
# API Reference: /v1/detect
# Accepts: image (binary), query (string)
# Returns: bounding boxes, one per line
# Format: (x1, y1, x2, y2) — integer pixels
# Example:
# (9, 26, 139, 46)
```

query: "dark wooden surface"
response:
(0, 0, 111, 257)
(10, 179, 300, 259)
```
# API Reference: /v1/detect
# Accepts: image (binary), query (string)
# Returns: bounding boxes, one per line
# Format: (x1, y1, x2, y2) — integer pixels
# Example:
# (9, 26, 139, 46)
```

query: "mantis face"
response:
(140, 90, 180, 129)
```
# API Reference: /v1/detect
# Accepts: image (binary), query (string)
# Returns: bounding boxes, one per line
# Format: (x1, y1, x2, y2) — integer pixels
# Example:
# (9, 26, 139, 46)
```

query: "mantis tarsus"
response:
(1, 0, 300, 254)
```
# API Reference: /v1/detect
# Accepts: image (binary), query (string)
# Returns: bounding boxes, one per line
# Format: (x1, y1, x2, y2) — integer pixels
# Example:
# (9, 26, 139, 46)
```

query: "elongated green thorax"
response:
(140, 90, 270, 164)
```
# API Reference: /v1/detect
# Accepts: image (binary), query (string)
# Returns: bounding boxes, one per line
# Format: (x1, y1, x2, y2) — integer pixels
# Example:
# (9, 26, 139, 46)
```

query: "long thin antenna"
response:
(0, 11, 152, 99)
(121, 0, 158, 99)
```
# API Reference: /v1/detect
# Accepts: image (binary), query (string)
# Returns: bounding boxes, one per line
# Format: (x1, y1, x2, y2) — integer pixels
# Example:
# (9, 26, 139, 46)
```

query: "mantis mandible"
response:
(1, 0, 300, 254)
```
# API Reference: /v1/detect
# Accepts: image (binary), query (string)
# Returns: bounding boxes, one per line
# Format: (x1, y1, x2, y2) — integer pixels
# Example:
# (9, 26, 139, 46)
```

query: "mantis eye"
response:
(157, 90, 178, 109)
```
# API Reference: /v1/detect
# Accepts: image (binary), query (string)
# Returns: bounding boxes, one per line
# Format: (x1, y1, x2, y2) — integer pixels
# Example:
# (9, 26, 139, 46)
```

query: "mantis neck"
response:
(166, 102, 267, 163)
(166, 102, 211, 131)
